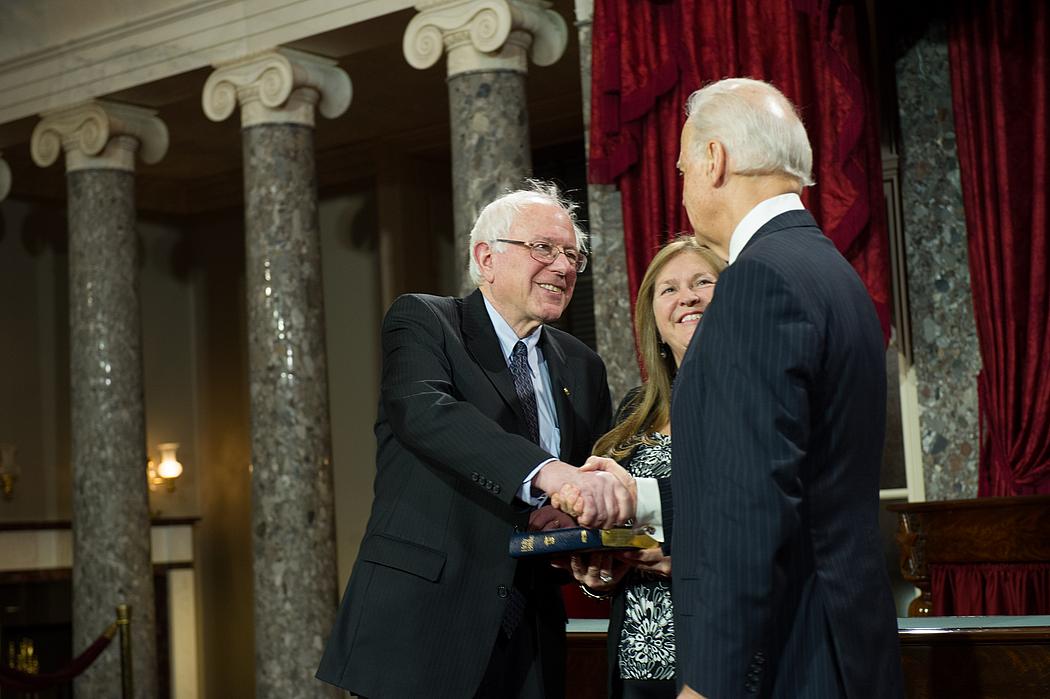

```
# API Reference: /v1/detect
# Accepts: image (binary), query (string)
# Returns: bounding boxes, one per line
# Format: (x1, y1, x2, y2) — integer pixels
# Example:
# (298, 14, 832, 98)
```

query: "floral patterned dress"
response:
(617, 433, 675, 680)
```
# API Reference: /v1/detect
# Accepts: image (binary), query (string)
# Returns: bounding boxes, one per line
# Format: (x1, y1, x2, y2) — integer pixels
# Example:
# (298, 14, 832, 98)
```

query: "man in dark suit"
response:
(316, 182, 632, 698)
(669, 79, 904, 698)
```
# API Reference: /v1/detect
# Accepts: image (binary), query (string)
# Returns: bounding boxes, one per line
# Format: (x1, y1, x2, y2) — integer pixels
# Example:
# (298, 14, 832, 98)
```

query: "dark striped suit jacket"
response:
(316, 289, 611, 698)
(670, 210, 904, 698)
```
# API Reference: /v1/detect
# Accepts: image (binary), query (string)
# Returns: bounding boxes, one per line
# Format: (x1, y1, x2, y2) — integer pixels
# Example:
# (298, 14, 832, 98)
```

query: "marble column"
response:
(0, 153, 10, 201)
(202, 48, 350, 699)
(572, 0, 639, 403)
(895, 19, 981, 500)
(30, 100, 168, 699)
(404, 0, 569, 295)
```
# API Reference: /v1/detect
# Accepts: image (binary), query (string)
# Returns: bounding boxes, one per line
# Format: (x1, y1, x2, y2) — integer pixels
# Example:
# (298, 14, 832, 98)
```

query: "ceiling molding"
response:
(0, 0, 413, 125)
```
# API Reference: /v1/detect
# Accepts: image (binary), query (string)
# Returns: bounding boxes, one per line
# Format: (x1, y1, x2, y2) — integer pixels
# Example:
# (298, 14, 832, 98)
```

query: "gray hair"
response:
(684, 78, 814, 187)
(467, 179, 588, 286)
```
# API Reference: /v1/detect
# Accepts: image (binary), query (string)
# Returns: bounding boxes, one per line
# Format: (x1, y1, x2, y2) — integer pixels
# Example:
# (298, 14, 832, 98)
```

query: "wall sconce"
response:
(147, 442, 184, 492)
(0, 443, 17, 500)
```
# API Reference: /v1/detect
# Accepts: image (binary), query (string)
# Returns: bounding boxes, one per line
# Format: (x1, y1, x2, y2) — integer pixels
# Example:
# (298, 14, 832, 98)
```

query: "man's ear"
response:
(474, 242, 496, 284)
(707, 140, 728, 187)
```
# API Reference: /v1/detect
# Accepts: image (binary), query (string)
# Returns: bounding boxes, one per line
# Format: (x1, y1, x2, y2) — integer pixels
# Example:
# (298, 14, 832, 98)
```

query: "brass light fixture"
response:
(147, 442, 184, 492)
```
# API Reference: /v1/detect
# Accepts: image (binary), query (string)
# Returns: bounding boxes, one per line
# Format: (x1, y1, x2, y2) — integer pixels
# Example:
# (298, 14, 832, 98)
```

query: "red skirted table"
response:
(887, 496, 1050, 616)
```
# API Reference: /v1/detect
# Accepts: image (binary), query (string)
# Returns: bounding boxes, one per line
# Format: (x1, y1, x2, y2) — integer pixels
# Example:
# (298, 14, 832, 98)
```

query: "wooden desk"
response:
(567, 617, 1050, 699)
(899, 617, 1050, 699)
(887, 496, 1050, 616)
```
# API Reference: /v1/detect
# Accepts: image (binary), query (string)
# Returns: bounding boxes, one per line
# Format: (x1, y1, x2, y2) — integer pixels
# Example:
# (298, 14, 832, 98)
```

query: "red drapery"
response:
(931, 563, 1050, 616)
(589, 0, 890, 340)
(948, 1, 1050, 497)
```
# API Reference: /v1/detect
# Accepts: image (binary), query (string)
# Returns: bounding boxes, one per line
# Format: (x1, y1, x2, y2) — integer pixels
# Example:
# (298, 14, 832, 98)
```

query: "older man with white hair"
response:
(317, 180, 631, 698)
(670, 78, 904, 699)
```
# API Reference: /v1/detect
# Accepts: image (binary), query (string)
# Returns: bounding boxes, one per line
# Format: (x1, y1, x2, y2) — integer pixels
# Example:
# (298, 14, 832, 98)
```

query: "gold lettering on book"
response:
(580, 531, 588, 543)
(544, 535, 555, 546)
(520, 536, 535, 553)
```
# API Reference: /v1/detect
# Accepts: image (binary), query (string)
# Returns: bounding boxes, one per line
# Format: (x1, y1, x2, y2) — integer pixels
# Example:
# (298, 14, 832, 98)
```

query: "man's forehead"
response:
(677, 126, 694, 162)
(513, 203, 572, 233)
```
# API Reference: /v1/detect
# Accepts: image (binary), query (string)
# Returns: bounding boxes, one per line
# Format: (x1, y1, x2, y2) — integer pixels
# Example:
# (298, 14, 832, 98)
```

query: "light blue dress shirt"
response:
(482, 295, 560, 504)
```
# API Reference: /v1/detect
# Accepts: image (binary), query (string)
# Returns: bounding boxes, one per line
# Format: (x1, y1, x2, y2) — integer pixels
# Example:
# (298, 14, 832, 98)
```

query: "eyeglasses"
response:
(495, 239, 588, 273)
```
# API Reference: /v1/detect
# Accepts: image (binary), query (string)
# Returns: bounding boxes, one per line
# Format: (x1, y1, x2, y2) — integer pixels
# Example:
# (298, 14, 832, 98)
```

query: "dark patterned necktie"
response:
(504, 340, 540, 639)
(509, 340, 540, 444)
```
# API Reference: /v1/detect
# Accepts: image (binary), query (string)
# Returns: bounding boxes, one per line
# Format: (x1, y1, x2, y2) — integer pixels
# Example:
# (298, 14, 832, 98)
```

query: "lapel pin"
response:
(563, 387, 571, 397)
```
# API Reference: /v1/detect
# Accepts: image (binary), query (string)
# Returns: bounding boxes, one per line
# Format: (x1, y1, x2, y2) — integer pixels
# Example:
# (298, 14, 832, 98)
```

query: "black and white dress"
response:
(617, 433, 676, 681)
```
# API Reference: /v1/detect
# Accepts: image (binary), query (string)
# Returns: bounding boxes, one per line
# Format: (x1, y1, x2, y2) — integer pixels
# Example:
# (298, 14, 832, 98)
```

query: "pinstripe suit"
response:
(670, 210, 904, 698)
(317, 289, 611, 698)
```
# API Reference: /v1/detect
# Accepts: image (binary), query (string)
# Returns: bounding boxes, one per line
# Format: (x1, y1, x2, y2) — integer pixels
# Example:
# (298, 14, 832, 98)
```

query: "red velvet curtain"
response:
(948, 1, 1050, 497)
(590, 0, 890, 339)
(931, 563, 1050, 615)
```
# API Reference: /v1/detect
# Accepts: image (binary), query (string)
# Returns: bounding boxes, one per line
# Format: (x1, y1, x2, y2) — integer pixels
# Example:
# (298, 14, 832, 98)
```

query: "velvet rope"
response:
(0, 622, 117, 691)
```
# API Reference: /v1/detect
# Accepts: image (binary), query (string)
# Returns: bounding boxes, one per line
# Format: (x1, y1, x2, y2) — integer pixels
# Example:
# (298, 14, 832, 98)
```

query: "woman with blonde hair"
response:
(571, 236, 725, 699)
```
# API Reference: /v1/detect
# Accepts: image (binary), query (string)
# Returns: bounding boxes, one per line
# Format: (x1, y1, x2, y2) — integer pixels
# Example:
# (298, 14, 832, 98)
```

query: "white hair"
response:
(467, 179, 588, 286)
(684, 78, 814, 187)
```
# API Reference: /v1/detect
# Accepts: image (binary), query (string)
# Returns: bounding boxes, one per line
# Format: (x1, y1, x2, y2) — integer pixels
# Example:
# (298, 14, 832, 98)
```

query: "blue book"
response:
(509, 526, 659, 558)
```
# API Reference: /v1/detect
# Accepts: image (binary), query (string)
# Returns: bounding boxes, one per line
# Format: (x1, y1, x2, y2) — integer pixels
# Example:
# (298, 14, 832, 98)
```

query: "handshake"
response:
(534, 456, 636, 529)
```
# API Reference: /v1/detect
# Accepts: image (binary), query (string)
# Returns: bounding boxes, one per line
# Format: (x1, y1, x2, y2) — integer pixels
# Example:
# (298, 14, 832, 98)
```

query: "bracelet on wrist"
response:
(578, 583, 612, 600)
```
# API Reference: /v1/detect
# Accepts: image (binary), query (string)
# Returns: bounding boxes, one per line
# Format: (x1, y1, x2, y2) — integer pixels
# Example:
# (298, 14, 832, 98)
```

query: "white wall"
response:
(0, 197, 70, 520)
(319, 191, 381, 587)
(140, 218, 201, 517)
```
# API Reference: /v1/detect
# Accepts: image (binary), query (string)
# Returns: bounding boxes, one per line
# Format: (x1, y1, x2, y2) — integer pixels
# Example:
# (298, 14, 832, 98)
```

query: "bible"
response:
(509, 526, 659, 558)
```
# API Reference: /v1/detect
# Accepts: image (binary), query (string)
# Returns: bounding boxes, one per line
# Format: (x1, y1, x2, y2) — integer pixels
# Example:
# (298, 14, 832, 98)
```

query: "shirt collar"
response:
(727, 192, 805, 264)
(482, 294, 542, 362)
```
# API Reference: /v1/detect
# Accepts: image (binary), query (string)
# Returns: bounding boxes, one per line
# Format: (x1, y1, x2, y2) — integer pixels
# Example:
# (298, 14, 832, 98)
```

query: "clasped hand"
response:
(548, 456, 637, 527)
(534, 456, 636, 528)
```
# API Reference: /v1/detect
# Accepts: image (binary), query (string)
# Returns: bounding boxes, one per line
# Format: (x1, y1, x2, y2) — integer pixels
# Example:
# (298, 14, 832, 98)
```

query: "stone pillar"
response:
(202, 48, 350, 699)
(895, 18, 981, 500)
(0, 153, 10, 201)
(572, 0, 639, 403)
(404, 0, 568, 295)
(30, 100, 168, 699)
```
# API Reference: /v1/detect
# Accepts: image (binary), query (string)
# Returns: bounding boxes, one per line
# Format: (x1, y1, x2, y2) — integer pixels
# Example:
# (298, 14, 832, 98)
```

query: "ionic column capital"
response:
(202, 48, 352, 128)
(404, 0, 567, 77)
(30, 101, 169, 173)
(573, 0, 593, 26)
(0, 154, 10, 201)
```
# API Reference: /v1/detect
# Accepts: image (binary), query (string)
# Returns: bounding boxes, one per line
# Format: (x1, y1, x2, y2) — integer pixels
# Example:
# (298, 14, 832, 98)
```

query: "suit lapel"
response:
(540, 329, 575, 461)
(462, 290, 529, 429)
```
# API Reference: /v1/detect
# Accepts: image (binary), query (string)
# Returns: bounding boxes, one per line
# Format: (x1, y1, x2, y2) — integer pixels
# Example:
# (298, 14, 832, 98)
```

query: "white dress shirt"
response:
(727, 192, 805, 264)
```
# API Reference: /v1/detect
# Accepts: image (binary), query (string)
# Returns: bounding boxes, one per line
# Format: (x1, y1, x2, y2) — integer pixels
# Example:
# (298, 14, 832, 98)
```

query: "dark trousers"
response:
(474, 611, 542, 698)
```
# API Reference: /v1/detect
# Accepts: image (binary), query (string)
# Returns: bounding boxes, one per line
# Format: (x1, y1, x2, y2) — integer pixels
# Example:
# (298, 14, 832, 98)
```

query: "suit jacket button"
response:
(472, 473, 480, 482)
(493, 484, 502, 494)
(497, 585, 508, 598)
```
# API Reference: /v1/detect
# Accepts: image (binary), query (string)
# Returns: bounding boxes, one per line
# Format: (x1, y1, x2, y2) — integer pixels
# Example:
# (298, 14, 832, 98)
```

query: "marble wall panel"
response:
(575, 0, 640, 404)
(895, 20, 981, 500)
